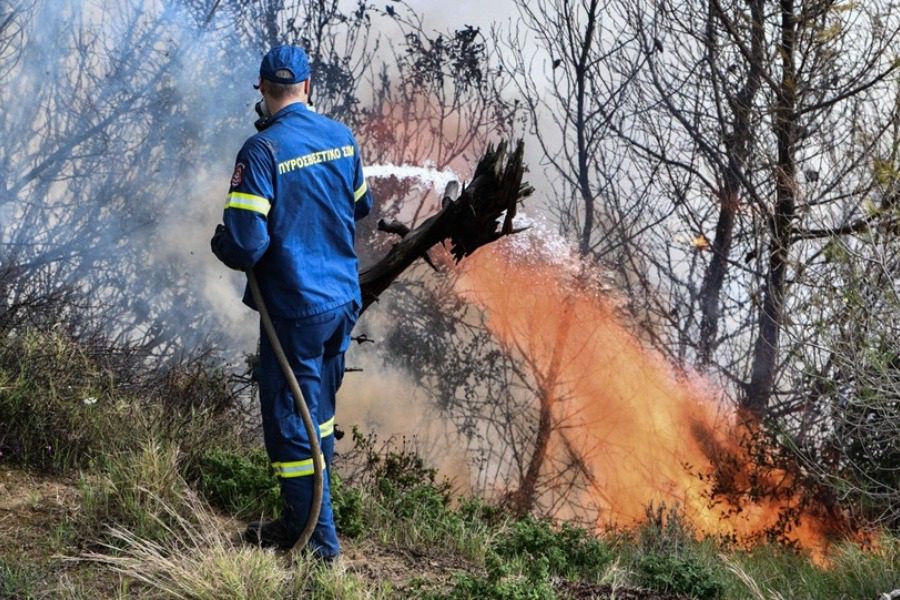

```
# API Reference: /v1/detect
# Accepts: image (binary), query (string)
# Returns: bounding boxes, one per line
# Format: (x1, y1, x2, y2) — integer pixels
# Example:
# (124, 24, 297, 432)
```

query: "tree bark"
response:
(746, 0, 798, 415)
(698, 0, 765, 366)
(575, 0, 600, 256)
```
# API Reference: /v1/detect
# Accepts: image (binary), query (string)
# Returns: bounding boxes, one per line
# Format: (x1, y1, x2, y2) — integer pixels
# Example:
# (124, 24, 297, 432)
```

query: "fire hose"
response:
(246, 268, 323, 555)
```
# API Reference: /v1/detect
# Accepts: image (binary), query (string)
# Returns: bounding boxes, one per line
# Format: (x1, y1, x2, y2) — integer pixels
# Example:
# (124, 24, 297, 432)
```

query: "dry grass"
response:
(78, 478, 394, 599)
(721, 555, 786, 600)
(81, 489, 289, 600)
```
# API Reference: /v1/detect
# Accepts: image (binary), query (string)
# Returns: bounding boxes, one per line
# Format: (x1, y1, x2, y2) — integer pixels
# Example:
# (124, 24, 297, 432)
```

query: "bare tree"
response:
(489, 0, 900, 526)
(613, 0, 899, 415)
(0, 0, 32, 80)
(502, 0, 642, 260)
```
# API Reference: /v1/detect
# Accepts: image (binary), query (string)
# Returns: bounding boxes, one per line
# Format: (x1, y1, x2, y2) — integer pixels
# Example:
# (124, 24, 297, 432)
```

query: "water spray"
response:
(363, 163, 459, 192)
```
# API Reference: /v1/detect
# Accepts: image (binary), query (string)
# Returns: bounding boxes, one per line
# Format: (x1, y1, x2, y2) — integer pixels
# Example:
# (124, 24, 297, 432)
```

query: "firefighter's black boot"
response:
(242, 517, 298, 550)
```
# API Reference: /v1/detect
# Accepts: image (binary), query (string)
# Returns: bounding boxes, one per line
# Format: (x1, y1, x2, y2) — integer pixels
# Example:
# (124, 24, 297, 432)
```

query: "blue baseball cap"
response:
(255, 45, 310, 87)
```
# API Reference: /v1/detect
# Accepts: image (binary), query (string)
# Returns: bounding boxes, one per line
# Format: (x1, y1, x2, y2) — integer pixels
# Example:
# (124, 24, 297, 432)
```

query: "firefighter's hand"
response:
(210, 224, 242, 270)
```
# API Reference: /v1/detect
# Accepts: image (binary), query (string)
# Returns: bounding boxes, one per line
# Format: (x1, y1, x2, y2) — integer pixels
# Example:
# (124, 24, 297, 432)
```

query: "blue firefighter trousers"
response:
(257, 301, 357, 559)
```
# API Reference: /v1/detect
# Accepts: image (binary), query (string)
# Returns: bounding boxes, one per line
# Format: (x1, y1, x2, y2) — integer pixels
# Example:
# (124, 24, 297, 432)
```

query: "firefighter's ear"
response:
(304, 80, 310, 96)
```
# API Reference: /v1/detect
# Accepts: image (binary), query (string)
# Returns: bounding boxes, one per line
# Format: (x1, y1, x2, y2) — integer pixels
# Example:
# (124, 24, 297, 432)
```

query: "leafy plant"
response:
(331, 471, 365, 538)
(630, 505, 726, 599)
(441, 553, 555, 600)
(636, 551, 724, 599)
(196, 447, 280, 519)
(494, 516, 613, 580)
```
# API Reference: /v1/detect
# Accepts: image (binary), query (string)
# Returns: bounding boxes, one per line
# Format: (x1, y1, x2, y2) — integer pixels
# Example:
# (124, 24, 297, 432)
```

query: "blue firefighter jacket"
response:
(213, 103, 373, 318)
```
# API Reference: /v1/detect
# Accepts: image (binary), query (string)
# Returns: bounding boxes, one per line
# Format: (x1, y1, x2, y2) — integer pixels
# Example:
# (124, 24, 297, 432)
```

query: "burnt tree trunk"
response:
(358, 140, 534, 315)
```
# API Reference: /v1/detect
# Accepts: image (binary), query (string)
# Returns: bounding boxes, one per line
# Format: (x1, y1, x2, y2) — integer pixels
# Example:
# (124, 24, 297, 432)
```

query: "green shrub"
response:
(196, 447, 280, 519)
(457, 496, 507, 527)
(335, 429, 493, 559)
(494, 516, 614, 580)
(630, 505, 726, 599)
(636, 551, 724, 599)
(194, 446, 369, 538)
(331, 471, 365, 538)
(371, 443, 452, 521)
(440, 553, 555, 600)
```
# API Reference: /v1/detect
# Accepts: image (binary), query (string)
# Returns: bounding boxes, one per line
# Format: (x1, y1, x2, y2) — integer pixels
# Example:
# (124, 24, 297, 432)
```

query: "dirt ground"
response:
(0, 466, 80, 559)
(0, 465, 114, 597)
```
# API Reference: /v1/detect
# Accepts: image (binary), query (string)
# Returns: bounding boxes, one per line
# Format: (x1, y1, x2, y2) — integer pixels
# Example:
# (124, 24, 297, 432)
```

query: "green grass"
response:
(0, 329, 123, 470)
(0, 327, 245, 474)
(0, 558, 42, 599)
(78, 440, 192, 543)
(722, 536, 899, 599)
(9, 428, 900, 600)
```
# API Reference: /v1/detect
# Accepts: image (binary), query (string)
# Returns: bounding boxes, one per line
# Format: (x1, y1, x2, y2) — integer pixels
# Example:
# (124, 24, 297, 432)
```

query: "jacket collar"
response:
(268, 102, 308, 124)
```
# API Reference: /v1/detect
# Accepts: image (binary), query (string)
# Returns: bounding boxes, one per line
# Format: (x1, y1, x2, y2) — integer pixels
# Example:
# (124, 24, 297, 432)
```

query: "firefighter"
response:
(210, 44, 372, 560)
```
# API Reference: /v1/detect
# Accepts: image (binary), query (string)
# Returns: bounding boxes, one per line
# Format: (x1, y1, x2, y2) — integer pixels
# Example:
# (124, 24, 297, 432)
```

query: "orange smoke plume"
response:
(454, 238, 854, 560)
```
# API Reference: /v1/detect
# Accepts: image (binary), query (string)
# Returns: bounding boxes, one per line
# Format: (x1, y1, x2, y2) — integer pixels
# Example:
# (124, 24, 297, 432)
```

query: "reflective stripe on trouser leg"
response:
(271, 455, 325, 478)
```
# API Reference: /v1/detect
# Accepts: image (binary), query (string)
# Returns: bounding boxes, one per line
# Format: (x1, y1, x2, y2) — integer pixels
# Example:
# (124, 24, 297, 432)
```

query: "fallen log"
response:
(359, 140, 533, 314)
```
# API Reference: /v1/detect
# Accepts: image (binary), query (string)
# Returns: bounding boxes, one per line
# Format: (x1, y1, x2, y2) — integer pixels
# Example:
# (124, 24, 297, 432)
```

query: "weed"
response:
(0, 559, 41, 599)
(331, 471, 366, 538)
(0, 329, 124, 470)
(493, 516, 614, 580)
(433, 516, 614, 598)
(629, 505, 726, 599)
(79, 440, 189, 543)
(457, 496, 507, 527)
(338, 429, 493, 560)
(0, 326, 245, 475)
(49, 519, 80, 553)
(290, 560, 395, 599)
(635, 551, 724, 599)
(441, 553, 555, 600)
(724, 535, 900, 600)
(196, 447, 280, 519)
(83, 491, 288, 600)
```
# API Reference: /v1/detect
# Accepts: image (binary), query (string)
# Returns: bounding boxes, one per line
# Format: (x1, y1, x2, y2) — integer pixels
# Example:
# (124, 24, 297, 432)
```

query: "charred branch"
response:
(792, 211, 900, 242)
(377, 219, 411, 238)
(358, 140, 534, 314)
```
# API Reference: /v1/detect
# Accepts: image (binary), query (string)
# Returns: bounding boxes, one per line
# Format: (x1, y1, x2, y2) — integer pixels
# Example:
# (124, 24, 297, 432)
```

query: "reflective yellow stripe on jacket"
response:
(320, 416, 335, 438)
(272, 455, 325, 478)
(225, 192, 271, 216)
(353, 181, 367, 202)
